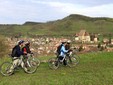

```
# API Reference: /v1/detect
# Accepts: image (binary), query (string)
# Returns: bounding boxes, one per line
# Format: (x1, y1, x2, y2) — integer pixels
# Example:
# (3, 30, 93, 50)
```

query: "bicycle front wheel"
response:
(67, 55, 80, 67)
(25, 58, 40, 74)
(0, 62, 13, 76)
(48, 57, 59, 70)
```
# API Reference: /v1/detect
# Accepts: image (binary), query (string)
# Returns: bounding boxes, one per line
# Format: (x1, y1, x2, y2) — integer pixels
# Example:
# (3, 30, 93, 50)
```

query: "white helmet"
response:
(67, 40, 71, 43)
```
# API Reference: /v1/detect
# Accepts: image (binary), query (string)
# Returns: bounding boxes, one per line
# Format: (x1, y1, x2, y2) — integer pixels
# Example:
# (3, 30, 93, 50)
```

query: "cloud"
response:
(74, 4, 113, 17)
(29, 1, 113, 13)
(33, 1, 113, 18)
(0, 0, 42, 24)
(0, 0, 113, 24)
(29, 1, 85, 15)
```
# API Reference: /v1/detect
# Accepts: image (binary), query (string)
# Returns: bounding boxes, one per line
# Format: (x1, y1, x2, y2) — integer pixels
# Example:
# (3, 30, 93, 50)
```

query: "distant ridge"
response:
(23, 21, 43, 25)
(63, 14, 113, 22)
(63, 14, 91, 20)
(17, 14, 113, 25)
(0, 14, 113, 36)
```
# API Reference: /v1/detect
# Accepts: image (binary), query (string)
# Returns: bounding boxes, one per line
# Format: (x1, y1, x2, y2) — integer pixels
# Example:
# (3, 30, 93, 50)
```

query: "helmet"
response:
(25, 41, 30, 45)
(61, 39, 67, 44)
(18, 40, 24, 45)
(61, 41, 66, 44)
(67, 40, 71, 44)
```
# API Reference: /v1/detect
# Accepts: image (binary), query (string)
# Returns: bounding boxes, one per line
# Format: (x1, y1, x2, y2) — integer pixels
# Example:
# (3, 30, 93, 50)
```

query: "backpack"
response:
(56, 44, 62, 55)
(11, 45, 17, 57)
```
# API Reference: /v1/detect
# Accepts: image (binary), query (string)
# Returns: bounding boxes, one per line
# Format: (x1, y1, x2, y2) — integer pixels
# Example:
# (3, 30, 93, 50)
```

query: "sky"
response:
(0, 0, 113, 24)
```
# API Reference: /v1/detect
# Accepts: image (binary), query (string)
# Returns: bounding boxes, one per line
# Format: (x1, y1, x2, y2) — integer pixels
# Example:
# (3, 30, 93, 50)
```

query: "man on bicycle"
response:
(8, 40, 28, 73)
(58, 41, 69, 66)
(65, 40, 72, 62)
(22, 41, 32, 66)
(22, 41, 32, 54)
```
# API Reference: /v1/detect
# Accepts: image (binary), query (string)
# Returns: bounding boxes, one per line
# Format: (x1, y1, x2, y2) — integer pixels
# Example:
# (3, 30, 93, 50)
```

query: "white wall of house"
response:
(78, 36, 90, 42)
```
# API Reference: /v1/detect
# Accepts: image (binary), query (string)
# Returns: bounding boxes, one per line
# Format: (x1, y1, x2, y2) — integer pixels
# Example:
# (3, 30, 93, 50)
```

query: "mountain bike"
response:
(0, 53, 40, 76)
(48, 50, 80, 70)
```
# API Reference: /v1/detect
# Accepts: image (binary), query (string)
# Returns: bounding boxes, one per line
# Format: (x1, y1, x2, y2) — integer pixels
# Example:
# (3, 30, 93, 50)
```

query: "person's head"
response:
(67, 40, 71, 44)
(61, 41, 67, 46)
(67, 40, 71, 45)
(25, 41, 30, 46)
(18, 40, 25, 47)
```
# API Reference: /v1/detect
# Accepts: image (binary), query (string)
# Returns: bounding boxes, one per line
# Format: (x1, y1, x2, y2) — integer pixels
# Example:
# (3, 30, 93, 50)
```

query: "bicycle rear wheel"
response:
(25, 58, 40, 74)
(67, 55, 80, 67)
(0, 62, 13, 76)
(48, 57, 59, 70)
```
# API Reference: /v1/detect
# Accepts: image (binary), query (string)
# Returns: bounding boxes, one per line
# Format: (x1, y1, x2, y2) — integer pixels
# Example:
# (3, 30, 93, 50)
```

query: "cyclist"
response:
(8, 40, 28, 74)
(22, 41, 32, 66)
(65, 40, 72, 62)
(22, 41, 32, 54)
(56, 42, 63, 58)
(57, 41, 69, 66)
(65, 40, 71, 50)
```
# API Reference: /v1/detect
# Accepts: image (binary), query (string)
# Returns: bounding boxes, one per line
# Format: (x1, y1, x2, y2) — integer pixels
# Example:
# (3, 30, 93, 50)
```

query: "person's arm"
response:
(61, 46, 68, 53)
(16, 46, 23, 56)
(28, 47, 31, 53)
(23, 48, 27, 54)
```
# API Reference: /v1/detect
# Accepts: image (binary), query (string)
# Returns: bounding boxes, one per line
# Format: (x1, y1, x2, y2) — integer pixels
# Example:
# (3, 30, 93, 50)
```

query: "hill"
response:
(0, 14, 113, 36)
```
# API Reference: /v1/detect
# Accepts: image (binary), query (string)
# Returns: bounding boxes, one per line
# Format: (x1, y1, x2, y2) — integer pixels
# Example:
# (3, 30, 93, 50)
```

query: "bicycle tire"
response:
(25, 58, 40, 74)
(48, 57, 59, 70)
(67, 54, 80, 67)
(29, 54, 40, 67)
(0, 62, 13, 76)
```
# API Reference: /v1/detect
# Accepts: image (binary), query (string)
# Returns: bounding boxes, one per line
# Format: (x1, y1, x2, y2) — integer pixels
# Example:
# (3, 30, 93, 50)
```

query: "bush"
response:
(0, 35, 9, 57)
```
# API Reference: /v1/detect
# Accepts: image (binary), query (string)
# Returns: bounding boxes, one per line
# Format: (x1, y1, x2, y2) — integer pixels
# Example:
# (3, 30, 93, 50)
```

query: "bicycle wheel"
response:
(0, 62, 13, 76)
(67, 54, 80, 67)
(25, 58, 40, 74)
(48, 57, 59, 70)
(29, 55, 40, 67)
(33, 58, 40, 67)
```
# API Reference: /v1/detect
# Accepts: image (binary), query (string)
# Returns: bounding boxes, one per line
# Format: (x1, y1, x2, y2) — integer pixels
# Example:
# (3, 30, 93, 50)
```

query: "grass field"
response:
(0, 52, 113, 85)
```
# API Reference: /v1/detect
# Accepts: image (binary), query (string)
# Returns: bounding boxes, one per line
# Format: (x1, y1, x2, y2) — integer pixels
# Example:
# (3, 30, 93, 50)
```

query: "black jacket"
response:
(12, 45, 23, 57)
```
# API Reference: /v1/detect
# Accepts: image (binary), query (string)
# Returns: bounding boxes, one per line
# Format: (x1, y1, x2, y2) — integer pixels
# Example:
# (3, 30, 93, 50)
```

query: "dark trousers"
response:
(59, 56, 67, 65)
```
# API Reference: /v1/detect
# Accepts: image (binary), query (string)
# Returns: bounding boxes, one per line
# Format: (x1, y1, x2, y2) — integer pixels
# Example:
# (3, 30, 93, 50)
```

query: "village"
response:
(6, 30, 113, 56)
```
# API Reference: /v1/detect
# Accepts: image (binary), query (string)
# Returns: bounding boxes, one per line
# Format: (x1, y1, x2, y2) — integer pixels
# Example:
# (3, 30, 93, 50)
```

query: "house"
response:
(76, 30, 90, 42)
(90, 34, 99, 43)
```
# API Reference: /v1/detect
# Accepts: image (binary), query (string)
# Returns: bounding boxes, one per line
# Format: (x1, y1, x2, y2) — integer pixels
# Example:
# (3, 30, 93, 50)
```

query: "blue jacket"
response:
(59, 44, 68, 57)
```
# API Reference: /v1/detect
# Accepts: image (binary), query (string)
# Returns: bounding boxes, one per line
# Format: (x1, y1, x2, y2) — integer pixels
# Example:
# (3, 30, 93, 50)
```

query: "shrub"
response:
(0, 35, 9, 58)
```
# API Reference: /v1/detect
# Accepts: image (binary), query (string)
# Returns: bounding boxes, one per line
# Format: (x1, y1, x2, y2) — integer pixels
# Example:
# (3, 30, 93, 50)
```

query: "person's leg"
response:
(9, 58, 20, 72)
(68, 56, 72, 63)
(63, 59, 67, 66)
(20, 56, 28, 72)
(55, 56, 60, 66)
(21, 61, 28, 71)
(23, 55, 28, 67)
(62, 55, 67, 66)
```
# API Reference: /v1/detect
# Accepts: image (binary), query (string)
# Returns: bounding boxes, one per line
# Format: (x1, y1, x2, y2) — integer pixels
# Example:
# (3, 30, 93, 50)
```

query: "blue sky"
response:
(0, 0, 113, 24)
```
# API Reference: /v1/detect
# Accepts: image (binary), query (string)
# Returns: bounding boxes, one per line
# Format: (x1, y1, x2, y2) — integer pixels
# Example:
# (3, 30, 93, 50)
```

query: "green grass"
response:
(0, 52, 113, 85)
